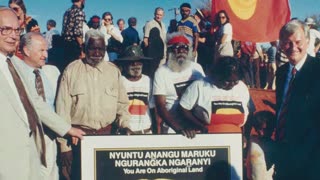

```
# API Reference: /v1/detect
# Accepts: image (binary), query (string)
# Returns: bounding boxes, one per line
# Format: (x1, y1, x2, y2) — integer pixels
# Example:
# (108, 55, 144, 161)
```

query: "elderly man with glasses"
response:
(0, 7, 85, 180)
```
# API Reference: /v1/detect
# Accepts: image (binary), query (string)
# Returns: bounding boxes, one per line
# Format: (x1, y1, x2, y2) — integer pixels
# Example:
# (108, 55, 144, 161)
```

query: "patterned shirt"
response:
(61, 5, 85, 41)
(177, 16, 199, 39)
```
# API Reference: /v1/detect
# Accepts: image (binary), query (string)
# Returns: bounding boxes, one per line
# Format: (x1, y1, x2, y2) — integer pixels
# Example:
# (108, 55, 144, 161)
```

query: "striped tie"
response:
(276, 66, 297, 141)
(33, 69, 46, 102)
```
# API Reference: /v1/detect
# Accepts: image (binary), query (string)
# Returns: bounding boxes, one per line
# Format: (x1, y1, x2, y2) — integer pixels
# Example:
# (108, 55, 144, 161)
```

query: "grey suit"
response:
(0, 56, 71, 180)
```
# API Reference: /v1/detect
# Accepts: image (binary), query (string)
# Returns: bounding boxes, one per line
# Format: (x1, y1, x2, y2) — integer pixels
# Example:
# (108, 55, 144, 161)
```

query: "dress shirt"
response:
(56, 59, 130, 130)
(0, 53, 27, 121)
(21, 63, 56, 110)
(282, 54, 307, 99)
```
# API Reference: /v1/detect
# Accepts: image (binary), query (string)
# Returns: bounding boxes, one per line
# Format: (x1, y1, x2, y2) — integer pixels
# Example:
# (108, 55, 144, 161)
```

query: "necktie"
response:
(276, 66, 297, 141)
(6, 58, 47, 167)
(33, 69, 46, 102)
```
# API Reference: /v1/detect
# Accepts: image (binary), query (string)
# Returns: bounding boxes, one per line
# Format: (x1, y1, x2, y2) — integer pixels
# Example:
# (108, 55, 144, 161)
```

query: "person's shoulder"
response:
(185, 16, 197, 24)
(191, 62, 205, 72)
(11, 55, 23, 63)
(64, 59, 83, 71)
(42, 65, 60, 75)
(154, 64, 170, 79)
(192, 78, 206, 86)
(146, 19, 156, 26)
(68, 59, 83, 67)
(191, 62, 202, 68)
(10, 56, 24, 70)
(142, 74, 151, 81)
(155, 64, 169, 72)
(307, 56, 320, 71)
(234, 80, 247, 89)
(276, 62, 289, 73)
(224, 22, 232, 28)
(103, 61, 121, 72)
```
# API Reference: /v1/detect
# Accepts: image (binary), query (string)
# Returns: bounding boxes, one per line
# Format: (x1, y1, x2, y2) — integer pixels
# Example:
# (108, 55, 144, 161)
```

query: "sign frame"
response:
(81, 134, 243, 180)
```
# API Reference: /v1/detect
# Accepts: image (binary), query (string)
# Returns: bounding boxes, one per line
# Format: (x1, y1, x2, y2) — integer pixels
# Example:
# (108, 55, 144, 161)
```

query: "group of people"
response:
(1, 0, 320, 180)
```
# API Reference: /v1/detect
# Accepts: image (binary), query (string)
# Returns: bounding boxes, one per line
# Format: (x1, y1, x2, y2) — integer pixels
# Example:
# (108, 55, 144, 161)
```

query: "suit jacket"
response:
(0, 56, 70, 180)
(275, 55, 320, 179)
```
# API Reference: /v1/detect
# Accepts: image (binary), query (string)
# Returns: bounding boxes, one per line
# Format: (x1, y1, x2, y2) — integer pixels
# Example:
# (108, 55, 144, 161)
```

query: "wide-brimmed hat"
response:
(115, 45, 152, 62)
(195, 8, 205, 19)
(305, 17, 315, 25)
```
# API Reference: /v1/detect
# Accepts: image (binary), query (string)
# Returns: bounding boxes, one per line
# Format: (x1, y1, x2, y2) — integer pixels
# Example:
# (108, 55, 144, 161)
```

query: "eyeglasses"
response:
(0, 26, 22, 36)
(219, 16, 226, 19)
(172, 44, 189, 51)
(104, 18, 112, 21)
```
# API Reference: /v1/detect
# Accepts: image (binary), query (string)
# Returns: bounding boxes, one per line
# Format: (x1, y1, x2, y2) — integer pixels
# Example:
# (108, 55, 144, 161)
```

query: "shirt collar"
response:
(71, 4, 81, 9)
(21, 60, 43, 76)
(84, 59, 104, 72)
(289, 54, 307, 72)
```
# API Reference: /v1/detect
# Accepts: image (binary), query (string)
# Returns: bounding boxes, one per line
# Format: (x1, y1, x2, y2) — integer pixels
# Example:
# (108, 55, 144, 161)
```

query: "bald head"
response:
(0, 7, 20, 56)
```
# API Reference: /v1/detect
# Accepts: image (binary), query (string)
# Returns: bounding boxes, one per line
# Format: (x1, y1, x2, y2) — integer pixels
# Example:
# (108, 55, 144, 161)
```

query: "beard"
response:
(85, 57, 103, 67)
(167, 51, 192, 72)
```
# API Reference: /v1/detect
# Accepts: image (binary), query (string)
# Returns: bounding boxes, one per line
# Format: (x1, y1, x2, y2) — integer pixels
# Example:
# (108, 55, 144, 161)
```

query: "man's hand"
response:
(72, 137, 79, 145)
(67, 127, 86, 140)
(180, 129, 197, 139)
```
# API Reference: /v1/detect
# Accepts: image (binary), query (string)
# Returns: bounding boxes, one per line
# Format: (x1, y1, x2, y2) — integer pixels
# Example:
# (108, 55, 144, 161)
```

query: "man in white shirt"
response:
(44, 19, 59, 50)
(153, 32, 204, 138)
(19, 32, 61, 180)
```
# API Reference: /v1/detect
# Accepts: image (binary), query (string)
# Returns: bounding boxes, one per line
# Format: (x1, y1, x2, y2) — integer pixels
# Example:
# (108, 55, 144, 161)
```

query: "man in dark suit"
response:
(275, 19, 320, 179)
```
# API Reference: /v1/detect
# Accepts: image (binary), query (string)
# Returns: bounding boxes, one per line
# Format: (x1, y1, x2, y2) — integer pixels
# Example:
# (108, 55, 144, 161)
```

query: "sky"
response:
(0, 0, 319, 38)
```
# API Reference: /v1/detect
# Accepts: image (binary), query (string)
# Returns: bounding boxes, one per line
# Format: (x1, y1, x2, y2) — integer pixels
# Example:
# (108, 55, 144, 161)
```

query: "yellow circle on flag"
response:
(227, 0, 257, 20)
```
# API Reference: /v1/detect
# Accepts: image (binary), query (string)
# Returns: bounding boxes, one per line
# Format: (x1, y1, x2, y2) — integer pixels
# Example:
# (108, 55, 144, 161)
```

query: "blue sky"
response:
(0, 0, 319, 37)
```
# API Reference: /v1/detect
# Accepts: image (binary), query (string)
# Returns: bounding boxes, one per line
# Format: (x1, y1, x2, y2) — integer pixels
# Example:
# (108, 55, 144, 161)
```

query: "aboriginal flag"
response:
(212, 0, 291, 42)
(128, 92, 148, 115)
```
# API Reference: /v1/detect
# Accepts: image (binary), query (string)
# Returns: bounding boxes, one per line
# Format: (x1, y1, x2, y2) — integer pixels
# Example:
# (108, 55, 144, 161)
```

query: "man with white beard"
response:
(153, 32, 205, 138)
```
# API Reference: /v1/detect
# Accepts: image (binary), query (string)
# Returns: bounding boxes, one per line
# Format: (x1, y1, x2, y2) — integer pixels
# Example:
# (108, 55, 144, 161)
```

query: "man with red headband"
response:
(88, 15, 100, 30)
(153, 32, 204, 138)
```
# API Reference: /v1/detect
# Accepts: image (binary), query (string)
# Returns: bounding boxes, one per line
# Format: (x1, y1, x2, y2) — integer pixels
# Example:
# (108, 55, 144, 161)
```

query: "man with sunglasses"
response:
(153, 32, 204, 138)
